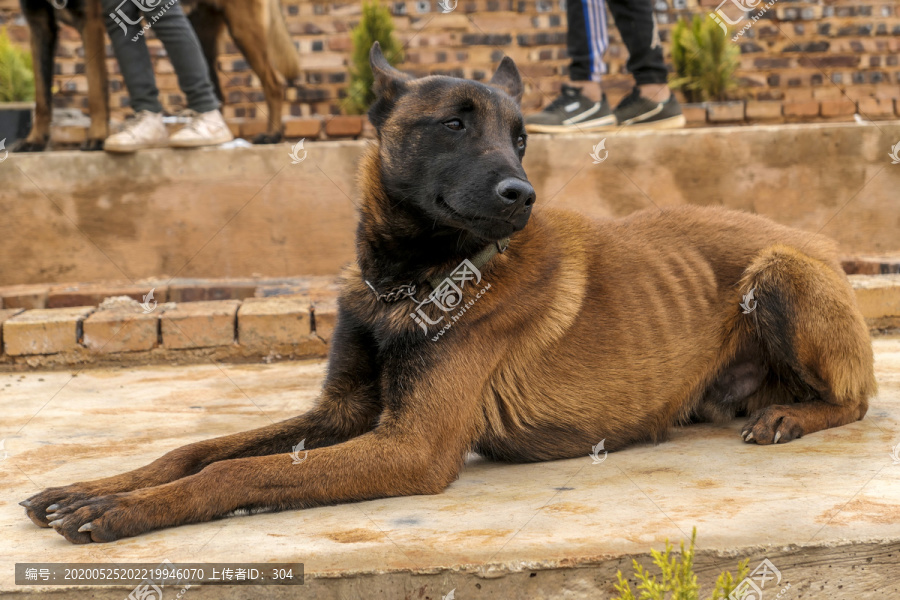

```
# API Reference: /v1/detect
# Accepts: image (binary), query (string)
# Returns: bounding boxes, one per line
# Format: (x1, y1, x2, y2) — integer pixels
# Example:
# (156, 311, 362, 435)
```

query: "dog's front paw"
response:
(20, 485, 96, 528)
(741, 405, 804, 445)
(45, 493, 142, 544)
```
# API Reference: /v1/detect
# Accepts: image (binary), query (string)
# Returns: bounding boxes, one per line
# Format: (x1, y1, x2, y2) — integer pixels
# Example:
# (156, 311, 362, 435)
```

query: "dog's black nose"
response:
(496, 178, 536, 208)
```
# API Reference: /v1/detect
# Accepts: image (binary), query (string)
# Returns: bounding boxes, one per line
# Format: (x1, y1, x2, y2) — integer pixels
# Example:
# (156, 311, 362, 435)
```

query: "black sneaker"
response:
(525, 84, 616, 133)
(613, 87, 686, 129)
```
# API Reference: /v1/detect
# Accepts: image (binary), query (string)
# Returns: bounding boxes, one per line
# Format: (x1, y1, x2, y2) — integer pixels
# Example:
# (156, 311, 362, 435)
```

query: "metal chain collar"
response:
(364, 281, 417, 303)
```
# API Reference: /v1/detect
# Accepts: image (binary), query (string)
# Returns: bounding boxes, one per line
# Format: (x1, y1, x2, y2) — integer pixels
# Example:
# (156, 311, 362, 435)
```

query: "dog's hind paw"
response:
(80, 138, 105, 152)
(741, 405, 804, 445)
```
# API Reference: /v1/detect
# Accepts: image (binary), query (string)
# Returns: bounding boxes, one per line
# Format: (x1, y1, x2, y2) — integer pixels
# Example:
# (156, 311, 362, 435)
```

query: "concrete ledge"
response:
(2, 122, 899, 285)
(3, 339, 899, 598)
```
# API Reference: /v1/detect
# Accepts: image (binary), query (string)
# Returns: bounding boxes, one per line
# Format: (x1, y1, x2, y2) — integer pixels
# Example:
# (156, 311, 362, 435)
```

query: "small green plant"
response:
(0, 27, 35, 102)
(670, 16, 739, 103)
(345, 1, 403, 115)
(612, 529, 750, 600)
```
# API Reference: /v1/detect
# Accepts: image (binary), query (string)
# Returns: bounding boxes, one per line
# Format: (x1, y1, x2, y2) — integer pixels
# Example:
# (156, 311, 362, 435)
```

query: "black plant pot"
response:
(0, 102, 34, 147)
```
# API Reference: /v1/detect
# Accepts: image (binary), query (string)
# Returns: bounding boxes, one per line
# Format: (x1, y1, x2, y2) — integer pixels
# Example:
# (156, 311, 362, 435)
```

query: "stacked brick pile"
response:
(1, 0, 899, 136)
(0, 277, 341, 367)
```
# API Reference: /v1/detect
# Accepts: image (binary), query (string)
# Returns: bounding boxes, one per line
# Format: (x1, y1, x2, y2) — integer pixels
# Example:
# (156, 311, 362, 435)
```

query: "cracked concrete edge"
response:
(3, 539, 899, 599)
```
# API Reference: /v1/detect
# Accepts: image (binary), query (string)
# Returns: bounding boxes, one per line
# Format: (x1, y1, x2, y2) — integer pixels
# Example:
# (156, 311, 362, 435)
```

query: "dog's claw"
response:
(745, 432, 754, 442)
(49, 519, 64, 528)
(773, 431, 782, 444)
(19, 500, 31, 508)
(78, 523, 94, 532)
(47, 504, 60, 511)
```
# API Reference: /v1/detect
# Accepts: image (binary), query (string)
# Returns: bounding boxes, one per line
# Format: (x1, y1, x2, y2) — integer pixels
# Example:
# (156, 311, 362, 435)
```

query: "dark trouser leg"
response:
(102, 0, 163, 113)
(146, 0, 220, 112)
(567, 0, 609, 82)
(605, 0, 668, 85)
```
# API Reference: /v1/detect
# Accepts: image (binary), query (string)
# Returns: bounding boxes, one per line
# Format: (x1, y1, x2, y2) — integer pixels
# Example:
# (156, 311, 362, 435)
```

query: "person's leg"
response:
(144, 1, 219, 113)
(101, 0, 163, 113)
(525, 0, 615, 132)
(101, 0, 169, 151)
(605, 0, 669, 100)
(605, 0, 684, 128)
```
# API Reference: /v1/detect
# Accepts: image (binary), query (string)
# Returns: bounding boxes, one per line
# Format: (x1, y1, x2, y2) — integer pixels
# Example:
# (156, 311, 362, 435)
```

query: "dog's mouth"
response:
(435, 195, 518, 240)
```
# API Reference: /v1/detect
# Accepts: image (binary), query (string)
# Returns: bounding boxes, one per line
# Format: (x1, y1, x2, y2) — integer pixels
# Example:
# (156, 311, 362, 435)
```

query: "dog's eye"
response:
(443, 119, 464, 131)
(517, 135, 527, 150)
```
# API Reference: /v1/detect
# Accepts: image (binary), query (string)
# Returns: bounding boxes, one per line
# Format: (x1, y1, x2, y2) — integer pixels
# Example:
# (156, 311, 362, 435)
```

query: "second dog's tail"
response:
(266, 0, 302, 81)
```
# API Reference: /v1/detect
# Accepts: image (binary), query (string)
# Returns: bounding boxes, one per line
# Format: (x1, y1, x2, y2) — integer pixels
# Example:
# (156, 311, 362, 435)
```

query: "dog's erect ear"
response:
(368, 41, 411, 129)
(489, 56, 524, 104)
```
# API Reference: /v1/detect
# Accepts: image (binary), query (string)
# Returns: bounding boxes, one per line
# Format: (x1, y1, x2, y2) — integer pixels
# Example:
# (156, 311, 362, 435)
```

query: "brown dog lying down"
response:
(21, 43, 876, 543)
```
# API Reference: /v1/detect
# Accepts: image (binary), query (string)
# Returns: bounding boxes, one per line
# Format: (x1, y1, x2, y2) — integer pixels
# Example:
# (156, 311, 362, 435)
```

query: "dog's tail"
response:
(266, 0, 302, 81)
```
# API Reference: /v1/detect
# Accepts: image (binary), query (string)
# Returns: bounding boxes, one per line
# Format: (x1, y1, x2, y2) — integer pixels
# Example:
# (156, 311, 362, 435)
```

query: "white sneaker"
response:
(169, 109, 234, 148)
(104, 110, 168, 153)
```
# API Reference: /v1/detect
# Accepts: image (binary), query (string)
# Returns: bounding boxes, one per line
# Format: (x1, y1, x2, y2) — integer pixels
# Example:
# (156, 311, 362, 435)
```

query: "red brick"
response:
(746, 101, 783, 120)
(324, 115, 364, 138)
(83, 303, 159, 353)
(3, 306, 94, 356)
(855, 97, 894, 119)
(50, 125, 87, 145)
(237, 296, 311, 348)
(284, 117, 322, 139)
(239, 120, 269, 139)
(0, 308, 25, 354)
(0, 284, 50, 309)
(681, 103, 707, 126)
(784, 100, 820, 117)
(819, 99, 856, 117)
(161, 300, 240, 349)
(47, 283, 166, 309)
(707, 101, 745, 123)
(167, 280, 260, 303)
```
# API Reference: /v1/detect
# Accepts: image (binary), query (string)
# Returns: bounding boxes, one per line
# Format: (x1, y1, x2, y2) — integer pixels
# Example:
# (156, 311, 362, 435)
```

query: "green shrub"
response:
(0, 27, 35, 102)
(670, 16, 739, 103)
(345, 1, 403, 115)
(612, 529, 750, 600)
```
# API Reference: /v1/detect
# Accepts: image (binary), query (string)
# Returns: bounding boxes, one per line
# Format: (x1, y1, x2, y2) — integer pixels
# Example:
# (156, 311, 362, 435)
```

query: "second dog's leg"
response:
(80, 0, 109, 150)
(16, 1, 57, 152)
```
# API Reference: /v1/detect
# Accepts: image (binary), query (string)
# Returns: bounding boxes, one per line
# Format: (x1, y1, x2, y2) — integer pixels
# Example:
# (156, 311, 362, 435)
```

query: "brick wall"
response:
(1, 0, 899, 127)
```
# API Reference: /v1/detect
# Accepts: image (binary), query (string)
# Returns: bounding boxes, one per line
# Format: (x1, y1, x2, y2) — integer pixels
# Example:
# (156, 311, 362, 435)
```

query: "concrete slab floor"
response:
(1, 339, 900, 599)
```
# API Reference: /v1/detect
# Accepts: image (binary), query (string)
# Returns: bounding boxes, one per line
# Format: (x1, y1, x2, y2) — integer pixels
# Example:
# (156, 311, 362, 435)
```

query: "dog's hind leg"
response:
(21, 311, 383, 528)
(733, 245, 876, 445)
(222, 0, 285, 144)
(80, 0, 109, 150)
(15, 0, 57, 152)
(188, 4, 226, 104)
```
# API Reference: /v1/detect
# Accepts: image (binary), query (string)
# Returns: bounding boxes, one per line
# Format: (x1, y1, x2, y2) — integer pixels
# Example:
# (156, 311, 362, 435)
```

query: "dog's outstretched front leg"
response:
(46, 343, 494, 543)
(22, 312, 382, 528)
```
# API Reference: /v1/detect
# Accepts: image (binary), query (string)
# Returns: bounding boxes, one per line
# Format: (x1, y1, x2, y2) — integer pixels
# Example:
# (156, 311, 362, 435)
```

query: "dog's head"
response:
(368, 42, 535, 243)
